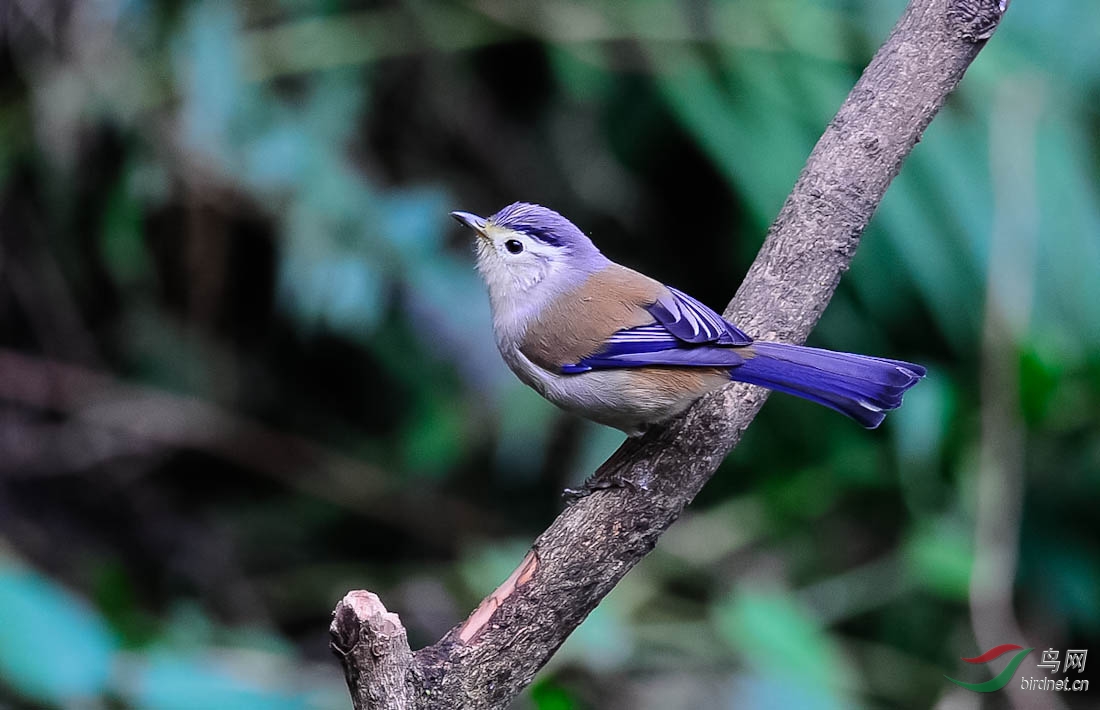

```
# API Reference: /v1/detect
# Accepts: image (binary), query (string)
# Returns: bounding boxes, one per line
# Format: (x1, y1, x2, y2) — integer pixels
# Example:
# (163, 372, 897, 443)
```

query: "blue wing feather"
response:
(561, 286, 752, 373)
(647, 286, 752, 345)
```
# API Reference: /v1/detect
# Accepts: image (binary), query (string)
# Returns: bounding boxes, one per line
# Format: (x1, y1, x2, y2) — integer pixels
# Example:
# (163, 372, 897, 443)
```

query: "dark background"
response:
(0, 1, 1096, 708)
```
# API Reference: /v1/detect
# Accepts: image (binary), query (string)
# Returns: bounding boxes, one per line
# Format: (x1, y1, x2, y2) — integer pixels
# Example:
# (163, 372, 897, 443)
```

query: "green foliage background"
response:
(0, 1, 1096, 708)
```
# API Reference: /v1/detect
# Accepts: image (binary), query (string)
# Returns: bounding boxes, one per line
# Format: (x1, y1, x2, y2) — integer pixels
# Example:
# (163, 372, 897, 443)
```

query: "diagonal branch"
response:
(330, 0, 1008, 707)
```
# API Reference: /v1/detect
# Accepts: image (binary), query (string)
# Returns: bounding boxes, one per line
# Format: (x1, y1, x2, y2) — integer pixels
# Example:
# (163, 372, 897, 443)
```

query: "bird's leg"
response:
(562, 435, 651, 502)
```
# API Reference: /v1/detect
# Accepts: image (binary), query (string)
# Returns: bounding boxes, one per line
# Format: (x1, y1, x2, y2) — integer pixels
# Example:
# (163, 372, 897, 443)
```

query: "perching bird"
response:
(452, 203, 925, 436)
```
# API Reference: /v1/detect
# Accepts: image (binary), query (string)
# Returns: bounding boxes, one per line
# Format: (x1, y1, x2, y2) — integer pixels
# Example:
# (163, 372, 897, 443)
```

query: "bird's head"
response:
(451, 202, 604, 299)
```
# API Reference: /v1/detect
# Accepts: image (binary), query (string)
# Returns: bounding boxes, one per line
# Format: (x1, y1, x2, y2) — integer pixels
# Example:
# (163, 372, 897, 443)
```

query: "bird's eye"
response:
(504, 239, 524, 254)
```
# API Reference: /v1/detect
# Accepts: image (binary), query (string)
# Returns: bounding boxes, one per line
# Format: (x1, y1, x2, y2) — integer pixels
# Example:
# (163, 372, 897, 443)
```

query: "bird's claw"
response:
(563, 471, 649, 502)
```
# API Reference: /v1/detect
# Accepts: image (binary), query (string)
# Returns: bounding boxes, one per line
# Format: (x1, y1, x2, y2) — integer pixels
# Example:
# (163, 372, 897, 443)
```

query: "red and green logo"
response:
(945, 644, 1034, 692)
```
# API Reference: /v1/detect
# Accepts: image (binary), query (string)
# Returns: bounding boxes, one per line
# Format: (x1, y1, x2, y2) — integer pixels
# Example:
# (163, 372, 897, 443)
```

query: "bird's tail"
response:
(730, 341, 926, 428)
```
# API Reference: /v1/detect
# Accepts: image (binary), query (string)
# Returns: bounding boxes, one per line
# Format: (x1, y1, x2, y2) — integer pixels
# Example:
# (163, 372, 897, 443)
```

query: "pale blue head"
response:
(451, 203, 606, 300)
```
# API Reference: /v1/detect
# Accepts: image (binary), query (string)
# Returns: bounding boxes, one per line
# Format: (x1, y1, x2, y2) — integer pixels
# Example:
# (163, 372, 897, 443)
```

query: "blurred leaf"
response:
(102, 163, 152, 286)
(762, 466, 839, 521)
(117, 604, 314, 709)
(553, 596, 632, 672)
(892, 366, 953, 470)
(92, 561, 159, 649)
(494, 382, 557, 481)
(547, 45, 614, 103)
(161, 600, 216, 649)
(648, 47, 800, 228)
(0, 102, 32, 190)
(875, 151, 983, 353)
(530, 678, 579, 710)
(174, 1, 245, 164)
(371, 189, 503, 379)
(823, 433, 881, 487)
(645, 4, 854, 228)
(400, 393, 467, 477)
(1020, 536, 1100, 635)
(0, 561, 118, 705)
(243, 121, 311, 191)
(1033, 112, 1100, 352)
(725, 671, 850, 710)
(660, 497, 768, 566)
(904, 520, 973, 600)
(380, 188, 449, 255)
(713, 589, 855, 696)
(125, 652, 307, 710)
(1047, 551, 1100, 633)
(893, 367, 955, 513)
(1018, 343, 1062, 426)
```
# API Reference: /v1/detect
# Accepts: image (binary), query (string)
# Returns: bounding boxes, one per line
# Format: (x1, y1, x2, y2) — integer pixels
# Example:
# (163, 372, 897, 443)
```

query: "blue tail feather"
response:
(731, 342, 925, 428)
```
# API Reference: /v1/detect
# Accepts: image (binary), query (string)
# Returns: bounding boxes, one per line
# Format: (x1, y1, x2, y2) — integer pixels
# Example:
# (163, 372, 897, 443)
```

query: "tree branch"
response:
(332, 592, 415, 708)
(330, 0, 1008, 707)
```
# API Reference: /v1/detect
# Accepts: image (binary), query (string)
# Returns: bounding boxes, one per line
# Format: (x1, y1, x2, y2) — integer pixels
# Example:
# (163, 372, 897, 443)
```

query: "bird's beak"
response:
(450, 211, 489, 239)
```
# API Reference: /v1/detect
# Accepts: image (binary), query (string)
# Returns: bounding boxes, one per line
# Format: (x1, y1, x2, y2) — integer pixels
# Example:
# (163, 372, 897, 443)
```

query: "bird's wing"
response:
(648, 286, 752, 345)
(560, 285, 754, 374)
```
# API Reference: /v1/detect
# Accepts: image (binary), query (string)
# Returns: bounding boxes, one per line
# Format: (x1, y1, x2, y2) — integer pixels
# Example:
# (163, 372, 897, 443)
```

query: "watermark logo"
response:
(947, 644, 1090, 694)
(1019, 648, 1089, 692)
(1065, 649, 1088, 674)
(945, 644, 1033, 692)
(1035, 648, 1087, 674)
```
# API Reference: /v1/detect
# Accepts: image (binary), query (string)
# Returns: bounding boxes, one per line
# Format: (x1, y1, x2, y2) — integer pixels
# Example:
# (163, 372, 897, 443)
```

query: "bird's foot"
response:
(563, 470, 649, 502)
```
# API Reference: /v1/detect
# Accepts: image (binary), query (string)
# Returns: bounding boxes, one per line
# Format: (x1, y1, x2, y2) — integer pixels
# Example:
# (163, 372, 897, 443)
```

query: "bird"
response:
(451, 202, 925, 436)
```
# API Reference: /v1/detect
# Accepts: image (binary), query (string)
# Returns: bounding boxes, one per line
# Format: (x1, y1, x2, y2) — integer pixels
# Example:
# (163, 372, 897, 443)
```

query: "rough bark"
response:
(330, 0, 1008, 707)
